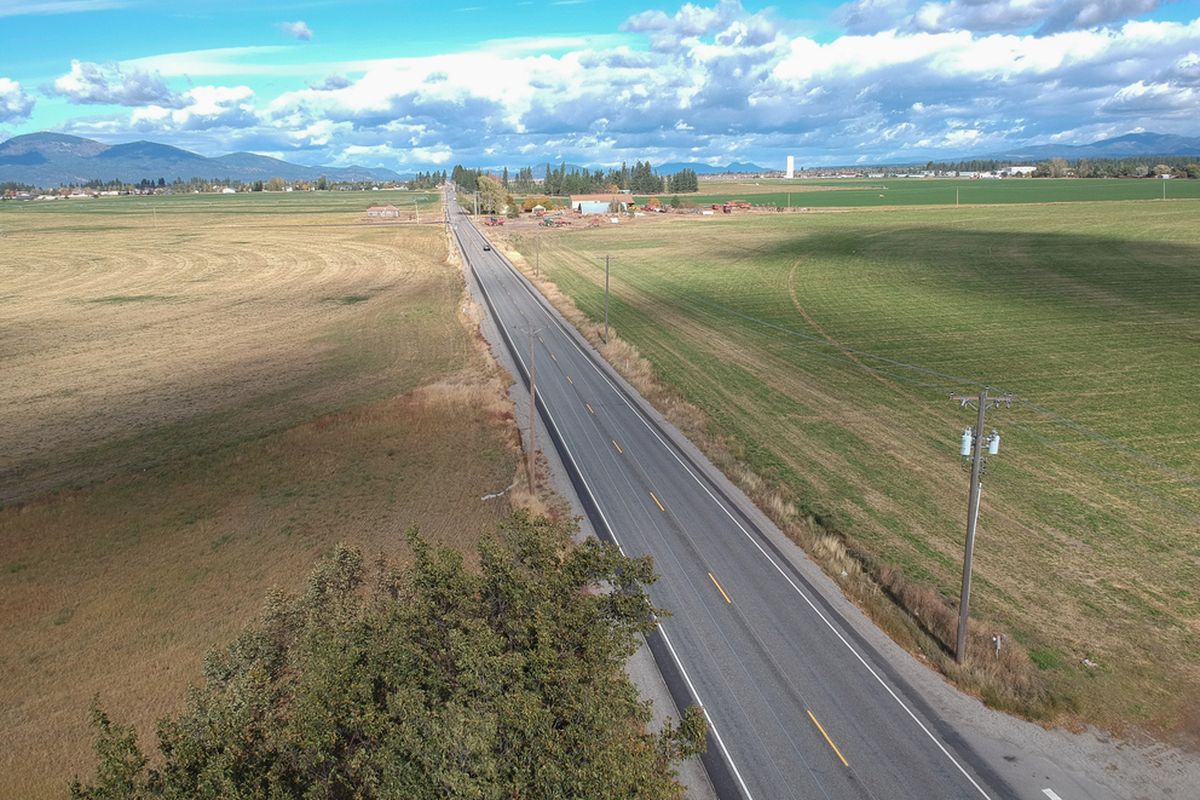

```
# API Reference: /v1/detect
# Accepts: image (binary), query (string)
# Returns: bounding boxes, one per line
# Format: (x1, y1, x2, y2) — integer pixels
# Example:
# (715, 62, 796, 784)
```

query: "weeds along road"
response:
(448, 190, 1014, 800)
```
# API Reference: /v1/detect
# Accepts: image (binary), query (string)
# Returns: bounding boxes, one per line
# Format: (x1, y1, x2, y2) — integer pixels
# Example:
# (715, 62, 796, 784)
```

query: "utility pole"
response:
(535, 234, 540, 278)
(956, 187, 960, 207)
(603, 254, 611, 344)
(413, 198, 420, 224)
(474, 191, 479, 216)
(950, 388, 1010, 664)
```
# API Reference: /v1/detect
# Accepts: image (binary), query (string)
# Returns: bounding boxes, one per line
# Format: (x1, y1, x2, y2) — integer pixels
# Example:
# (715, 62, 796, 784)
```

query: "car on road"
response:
(483, 243, 491, 250)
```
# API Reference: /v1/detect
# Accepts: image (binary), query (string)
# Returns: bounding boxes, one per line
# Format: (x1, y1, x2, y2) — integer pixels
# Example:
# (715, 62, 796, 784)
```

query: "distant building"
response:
(366, 204, 401, 218)
(786, 155, 795, 179)
(221, 187, 237, 194)
(1003, 165, 1037, 177)
(570, 194, 629, 215)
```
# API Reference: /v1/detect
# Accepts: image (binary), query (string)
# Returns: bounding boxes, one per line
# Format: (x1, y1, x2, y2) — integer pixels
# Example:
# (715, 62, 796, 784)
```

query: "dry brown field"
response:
(0, 192, 523, 797)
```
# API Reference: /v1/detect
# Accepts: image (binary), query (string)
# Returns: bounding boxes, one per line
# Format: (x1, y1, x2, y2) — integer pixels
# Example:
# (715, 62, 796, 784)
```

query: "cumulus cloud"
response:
(130, 85, 257, 132)
(622, 0, 780, 50)
(52, 60, 181, 106)
(927, 0, 1162, 35)
(278, 20, 313, 41)
(837, 0, 1165, 35)
(0, 77, 35, 121)
(310, 74, 352, 91)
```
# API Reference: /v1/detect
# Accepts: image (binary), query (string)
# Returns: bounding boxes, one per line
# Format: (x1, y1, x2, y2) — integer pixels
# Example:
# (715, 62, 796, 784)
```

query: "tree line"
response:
(69, 513, 705, 800)
(920, 155, 1200, 178)
(451, 161, 702, 197)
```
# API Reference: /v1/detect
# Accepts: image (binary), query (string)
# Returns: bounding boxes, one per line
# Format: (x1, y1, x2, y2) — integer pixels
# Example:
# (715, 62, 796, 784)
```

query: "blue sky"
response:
(1, 0, 1197, 169)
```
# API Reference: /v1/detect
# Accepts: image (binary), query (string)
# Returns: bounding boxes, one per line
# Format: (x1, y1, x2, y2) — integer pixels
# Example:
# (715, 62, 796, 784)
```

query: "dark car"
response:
(483, 243, 491, 251)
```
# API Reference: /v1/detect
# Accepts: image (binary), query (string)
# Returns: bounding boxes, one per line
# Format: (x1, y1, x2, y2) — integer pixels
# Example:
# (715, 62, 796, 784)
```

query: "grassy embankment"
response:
(503, 198, 1200, 740)
(0, 190, 526, 798)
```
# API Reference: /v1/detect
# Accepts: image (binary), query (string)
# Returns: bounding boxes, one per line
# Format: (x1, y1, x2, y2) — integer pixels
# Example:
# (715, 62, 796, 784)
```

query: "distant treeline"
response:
(919, 155, 1200, 178)
(450, 162, 700, 196)
(408, 170, 448, 190)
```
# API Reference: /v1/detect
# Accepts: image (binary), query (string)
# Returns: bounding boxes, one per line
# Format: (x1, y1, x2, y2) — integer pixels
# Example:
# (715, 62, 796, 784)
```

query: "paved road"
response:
(449, 194, 1015, 800)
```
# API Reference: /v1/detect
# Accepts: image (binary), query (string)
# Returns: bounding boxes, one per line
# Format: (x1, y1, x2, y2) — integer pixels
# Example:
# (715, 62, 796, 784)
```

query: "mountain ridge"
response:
(982, 132, 1200, 161)
(0, 132, 403, 186)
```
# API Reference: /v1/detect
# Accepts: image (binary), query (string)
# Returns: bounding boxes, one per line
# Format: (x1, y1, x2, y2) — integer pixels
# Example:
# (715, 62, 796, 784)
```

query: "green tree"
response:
(69, 513, 705, 799)
(477, 174, 507, 214)
(1185, 163, 1200, 179)
(316, 174, 328, 190)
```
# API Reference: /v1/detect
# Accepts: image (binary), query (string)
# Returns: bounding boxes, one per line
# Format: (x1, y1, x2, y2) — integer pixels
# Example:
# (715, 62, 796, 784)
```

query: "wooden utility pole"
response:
(950, 388, 1011, 664)
(535, 235, 540, 278)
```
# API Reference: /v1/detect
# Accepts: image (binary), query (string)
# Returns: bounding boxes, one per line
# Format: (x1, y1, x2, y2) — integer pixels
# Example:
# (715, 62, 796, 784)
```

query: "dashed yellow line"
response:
(708, 572, 733, 604)
(586, 403, 595, 415)
(649, 491, 665, 512)
(566, 375, 573, 385)
(612, 439, 623, 454)
(807, 709, 850, 767)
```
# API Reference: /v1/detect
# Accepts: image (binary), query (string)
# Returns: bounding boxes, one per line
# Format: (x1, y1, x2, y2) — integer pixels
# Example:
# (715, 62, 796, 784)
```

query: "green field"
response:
(641, 177, 1200, 208)
(0, 187, 440, 218)
(510, 200, 1200, 732)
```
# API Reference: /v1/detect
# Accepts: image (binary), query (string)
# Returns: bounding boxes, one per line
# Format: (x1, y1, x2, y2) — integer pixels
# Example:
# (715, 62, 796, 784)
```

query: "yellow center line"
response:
(649, 491, 665, 512)
(566, 375, 573, 385)
(585, 403, 595, 415)
(807, 709, 850, 767)
(612, 439, 623, 454)
(708, 572, 733, 604)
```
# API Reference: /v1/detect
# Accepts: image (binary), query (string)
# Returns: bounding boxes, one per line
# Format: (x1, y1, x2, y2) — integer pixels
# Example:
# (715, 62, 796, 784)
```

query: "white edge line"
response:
(478, 216, 995, 800)
(455, 214, 755, 800)
(1042, 789, 1064, 800)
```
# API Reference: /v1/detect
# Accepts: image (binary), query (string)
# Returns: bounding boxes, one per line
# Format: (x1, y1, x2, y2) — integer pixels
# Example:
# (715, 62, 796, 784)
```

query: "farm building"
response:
(366, 204, 401, 218)
(570, 194, 629, 215)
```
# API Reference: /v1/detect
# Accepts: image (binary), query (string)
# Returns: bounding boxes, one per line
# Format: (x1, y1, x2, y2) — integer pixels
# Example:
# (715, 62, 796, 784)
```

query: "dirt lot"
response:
(0, 193, 524, 797)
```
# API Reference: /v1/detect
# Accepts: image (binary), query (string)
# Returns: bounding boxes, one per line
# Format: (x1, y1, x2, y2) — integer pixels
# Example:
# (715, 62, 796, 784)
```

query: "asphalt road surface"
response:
(448, 193, 1016, 800)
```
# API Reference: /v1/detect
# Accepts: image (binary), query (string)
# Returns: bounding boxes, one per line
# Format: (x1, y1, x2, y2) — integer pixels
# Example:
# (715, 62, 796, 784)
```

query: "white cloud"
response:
(130, 85, 257, 131)
(123, 46, 304, 78)
(0, 77, 35, 121)
(278, 20, 313, 41)
(838, 0, 1165, 35)
(0, 0, 127, 17)
(52, 60, 181, 106)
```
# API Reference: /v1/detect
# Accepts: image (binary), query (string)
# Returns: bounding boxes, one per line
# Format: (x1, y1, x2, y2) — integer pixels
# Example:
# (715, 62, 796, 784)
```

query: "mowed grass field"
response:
(508, 199, 1200, 735)
(640, 176, 1200, 208)
(0, 190, 522, 797)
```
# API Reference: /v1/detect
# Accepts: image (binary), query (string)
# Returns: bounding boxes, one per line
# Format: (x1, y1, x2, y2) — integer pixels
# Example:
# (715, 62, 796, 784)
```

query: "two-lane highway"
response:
(449, 192, 1012, 800)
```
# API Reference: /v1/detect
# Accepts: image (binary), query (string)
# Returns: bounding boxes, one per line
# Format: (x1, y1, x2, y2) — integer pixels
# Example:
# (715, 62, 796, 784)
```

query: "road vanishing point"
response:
(449, 190, 1015, 800)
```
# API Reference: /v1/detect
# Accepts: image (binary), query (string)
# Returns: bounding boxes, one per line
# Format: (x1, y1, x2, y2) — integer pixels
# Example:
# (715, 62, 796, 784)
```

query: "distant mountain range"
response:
(982, 132, 1200, 161)
(0, 133, 403, 187)
(655, 161, 768, 174)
